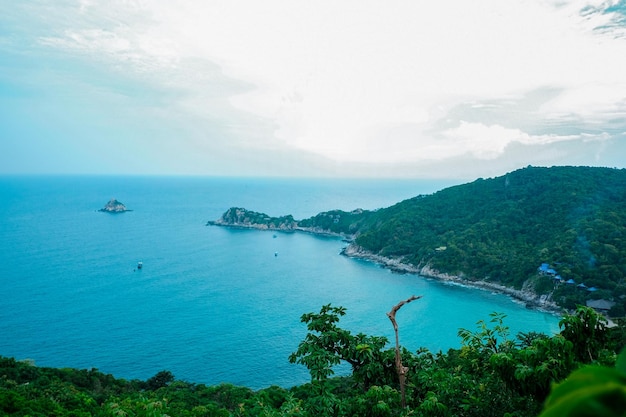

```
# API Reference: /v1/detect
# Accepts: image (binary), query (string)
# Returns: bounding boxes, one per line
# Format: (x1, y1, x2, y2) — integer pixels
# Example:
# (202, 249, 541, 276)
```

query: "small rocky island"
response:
(99, 198, 131, 213)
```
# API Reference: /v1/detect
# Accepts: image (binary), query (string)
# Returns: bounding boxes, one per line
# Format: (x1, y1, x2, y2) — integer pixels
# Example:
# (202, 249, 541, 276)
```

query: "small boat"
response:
(274, 252, 278, 257)
(137, 261, 143, 269)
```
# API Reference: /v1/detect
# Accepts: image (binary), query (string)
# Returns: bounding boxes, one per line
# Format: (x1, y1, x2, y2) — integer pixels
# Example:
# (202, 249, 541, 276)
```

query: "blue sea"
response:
(0, 176, 560, 389)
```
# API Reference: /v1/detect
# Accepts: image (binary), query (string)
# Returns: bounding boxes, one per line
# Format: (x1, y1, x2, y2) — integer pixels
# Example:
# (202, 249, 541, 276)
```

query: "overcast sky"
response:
(1, 1, 626, 179)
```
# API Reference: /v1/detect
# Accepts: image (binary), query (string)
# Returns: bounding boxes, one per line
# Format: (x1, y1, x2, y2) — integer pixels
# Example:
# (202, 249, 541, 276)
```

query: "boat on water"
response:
(137, 261, 143, 269)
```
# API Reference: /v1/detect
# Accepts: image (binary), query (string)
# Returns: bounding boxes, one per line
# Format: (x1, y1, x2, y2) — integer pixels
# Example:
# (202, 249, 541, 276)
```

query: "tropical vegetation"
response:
(2, 304, 626, 416)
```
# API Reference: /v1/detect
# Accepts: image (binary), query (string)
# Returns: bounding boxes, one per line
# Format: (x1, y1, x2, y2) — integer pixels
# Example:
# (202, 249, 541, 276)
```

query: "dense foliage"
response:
(211, 166, 626, 311)
(208, 207, 298, 230)
(3, 305, 626, 416)
(355, 167, 626, 293)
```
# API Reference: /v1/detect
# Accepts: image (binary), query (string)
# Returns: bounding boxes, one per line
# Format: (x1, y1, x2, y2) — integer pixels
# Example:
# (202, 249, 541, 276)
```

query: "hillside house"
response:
(586, 299, 615, 313)
(538, 263, 557, 276)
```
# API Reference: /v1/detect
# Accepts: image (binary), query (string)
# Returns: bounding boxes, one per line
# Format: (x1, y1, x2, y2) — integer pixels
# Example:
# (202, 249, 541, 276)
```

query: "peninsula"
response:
(207, 166, 626, 315)
(207, 206, 361, 238)
(99, 198, 131, 213)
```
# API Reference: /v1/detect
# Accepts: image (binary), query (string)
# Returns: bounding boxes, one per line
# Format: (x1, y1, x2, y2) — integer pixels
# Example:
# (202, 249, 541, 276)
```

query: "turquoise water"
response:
(0, 176, 560, 389)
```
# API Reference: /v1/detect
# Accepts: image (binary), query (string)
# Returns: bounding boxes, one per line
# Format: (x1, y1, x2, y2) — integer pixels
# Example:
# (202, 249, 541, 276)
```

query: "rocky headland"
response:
(207, 207, 354, 239)
(99, 198, 131, 213)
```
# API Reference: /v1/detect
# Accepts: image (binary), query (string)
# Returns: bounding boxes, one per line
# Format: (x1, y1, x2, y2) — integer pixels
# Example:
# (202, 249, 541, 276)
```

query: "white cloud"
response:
(441, 122, 589, 160)
(540, 83, 626, 122)
(5, 0, 626, 174)
(39, 26, 181, 74)
(144, 0, 626, 163)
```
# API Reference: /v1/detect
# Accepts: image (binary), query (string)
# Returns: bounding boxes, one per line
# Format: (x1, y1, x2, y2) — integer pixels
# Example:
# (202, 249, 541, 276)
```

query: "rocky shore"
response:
(207, 219, 352, 240)
(342, 244, 563, 315)
(206, 207, 353, 239)
(208, 208, 562, 315)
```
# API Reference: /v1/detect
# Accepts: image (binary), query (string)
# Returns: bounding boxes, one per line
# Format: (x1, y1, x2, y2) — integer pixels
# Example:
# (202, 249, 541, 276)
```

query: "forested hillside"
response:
(210, 166, 626, 313)
(352, 166, 626, 312)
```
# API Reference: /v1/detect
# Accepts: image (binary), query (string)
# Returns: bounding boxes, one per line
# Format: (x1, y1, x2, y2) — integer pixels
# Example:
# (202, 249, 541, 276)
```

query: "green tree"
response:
(288, 304, 391, 388)
(146, 370, 175, 390)
(559, 306, 611, 363)
(540, 349, 626, 417)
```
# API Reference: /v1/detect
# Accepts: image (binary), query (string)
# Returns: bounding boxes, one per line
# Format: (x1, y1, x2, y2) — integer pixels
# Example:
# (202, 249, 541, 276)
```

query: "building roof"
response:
(586, 299, 616, 311)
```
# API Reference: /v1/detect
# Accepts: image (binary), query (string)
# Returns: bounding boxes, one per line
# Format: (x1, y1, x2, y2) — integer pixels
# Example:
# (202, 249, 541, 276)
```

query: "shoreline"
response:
(341, 244, 564, 316)
(207, 221, 563, 316)
(206, 220, 353, 240)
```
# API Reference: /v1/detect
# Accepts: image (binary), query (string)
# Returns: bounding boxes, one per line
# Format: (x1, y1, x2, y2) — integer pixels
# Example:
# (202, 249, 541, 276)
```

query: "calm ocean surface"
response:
(0, 176, 560, 389)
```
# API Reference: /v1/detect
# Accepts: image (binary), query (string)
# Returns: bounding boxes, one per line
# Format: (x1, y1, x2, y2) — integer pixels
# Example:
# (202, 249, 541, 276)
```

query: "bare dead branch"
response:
(387, 295, 422, 409)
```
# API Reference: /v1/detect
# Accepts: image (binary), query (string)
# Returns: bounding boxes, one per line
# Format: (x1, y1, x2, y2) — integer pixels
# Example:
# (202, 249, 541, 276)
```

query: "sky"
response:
(1, 0, 626, 179)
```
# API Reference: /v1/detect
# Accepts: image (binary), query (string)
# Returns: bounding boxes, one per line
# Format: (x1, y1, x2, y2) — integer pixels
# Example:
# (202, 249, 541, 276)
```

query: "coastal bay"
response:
(208, 167, 626, 317)
(0, 176, 559, 389)
(207, 214, 561, 314)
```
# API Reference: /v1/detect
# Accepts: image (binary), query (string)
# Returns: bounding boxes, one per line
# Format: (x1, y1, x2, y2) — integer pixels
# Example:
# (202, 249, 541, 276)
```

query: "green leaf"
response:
(541, 366, 626, 417)
(615, 348, 626, 376)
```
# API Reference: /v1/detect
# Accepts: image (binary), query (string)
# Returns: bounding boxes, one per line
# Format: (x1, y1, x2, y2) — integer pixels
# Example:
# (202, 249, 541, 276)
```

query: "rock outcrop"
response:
(99, 198, 130, 213)
(207, 207, 355, 238)
(207, 207, 297, 230)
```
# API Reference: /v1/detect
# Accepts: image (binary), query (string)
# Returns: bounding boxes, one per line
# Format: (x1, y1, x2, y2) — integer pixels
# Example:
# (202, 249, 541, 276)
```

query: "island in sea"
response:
(99, 198, 131, 213)
(208, 165, 626, 316)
